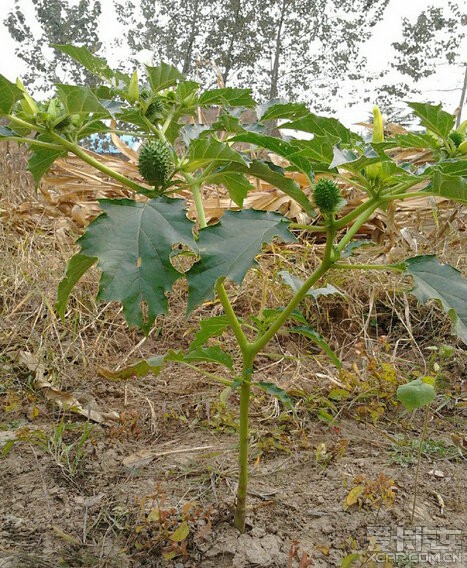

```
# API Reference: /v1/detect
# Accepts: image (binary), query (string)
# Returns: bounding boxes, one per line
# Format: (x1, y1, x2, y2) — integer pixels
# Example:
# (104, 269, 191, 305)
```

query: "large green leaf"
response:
(289, 326, 341, 369)
(146, 62, 184, 92)
(187, 209, 295, 311)
(427, 171, 467, 204)
(76, 197, 196, 333)
(186, 138, 248, 171)
(279, 113, 354, 144)
(0, 74, 24, 114)
(404, 255, 467, 343)
(407, 102, 455, 140)
(52, 44, 115, 82)
(55, 85, 111, 116)
(397, 378, 436, 411)
(199, 88, 255, 108)
(56, 254, 98, 318)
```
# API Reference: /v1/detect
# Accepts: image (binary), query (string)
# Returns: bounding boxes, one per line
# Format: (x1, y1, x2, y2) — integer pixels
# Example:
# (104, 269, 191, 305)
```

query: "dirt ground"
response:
(1, 146, 466, 567)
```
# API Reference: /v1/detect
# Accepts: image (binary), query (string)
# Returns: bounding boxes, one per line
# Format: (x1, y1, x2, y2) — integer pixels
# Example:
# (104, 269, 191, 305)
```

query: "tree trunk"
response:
(182, 0, 200, 75)
(269, 0, 288, 100)
(221, 0, 242, 86)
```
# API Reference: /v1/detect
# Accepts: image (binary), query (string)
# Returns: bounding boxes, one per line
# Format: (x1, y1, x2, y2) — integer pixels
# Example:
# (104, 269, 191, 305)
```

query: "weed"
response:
(46, 420, 94, 478)
(388, 436, 460, 466)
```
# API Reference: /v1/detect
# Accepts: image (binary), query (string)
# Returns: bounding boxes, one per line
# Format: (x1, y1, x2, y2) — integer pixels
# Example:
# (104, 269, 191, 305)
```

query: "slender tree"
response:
(4, 0, 103, 91)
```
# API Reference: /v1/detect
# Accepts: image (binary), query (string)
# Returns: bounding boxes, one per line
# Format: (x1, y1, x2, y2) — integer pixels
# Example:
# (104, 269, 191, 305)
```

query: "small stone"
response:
(251, 526, 266, 538)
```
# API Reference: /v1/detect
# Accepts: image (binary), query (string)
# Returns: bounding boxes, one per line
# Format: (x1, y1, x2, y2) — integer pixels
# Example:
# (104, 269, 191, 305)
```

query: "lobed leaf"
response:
(187, 210, 295, 311)
(427, 171, 467, 204)
(219, 159, 315, 216)
(407, 102, 455, 140)
(279, 271, 345, 299)
(146, 62, 184, 92)
(257, 101, 309, 122)
(28, 138, 67, 186)
(76, 197, 196, 334)
(404, 255, 467, 343)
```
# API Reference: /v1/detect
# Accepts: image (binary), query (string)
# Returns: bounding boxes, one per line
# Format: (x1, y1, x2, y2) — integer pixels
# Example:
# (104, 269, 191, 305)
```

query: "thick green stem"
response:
(48, 132, 148, 193)
(215, 279, 250, 353)
(335, 197, 379, 230)
(233, 356, 254, 532)
(381, 191, 435, 203)
(192, 182, 208, 229)
(336, 201, 381, 253)
(214, 278, 254, 532)
(288, 222, 328, 232)
(6, 114, 46, 133)
(251, 256, 332, 355)
(6, 137, 63, 151)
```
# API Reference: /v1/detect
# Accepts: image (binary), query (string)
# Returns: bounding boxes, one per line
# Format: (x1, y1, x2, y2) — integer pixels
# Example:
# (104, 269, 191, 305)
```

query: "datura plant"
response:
(1, 45, 466, 533)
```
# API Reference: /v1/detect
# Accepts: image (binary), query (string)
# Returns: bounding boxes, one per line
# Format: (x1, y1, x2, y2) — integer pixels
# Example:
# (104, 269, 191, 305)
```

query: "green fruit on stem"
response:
(313, 179, 341, 214)
(458, 140, 467, 154)
(138, 140, 174, 186)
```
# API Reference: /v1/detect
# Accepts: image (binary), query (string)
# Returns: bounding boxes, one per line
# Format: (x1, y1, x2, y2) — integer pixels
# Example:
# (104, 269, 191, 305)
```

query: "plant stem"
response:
(251, 255, 332, 355)
(335, 197, 379, 230)
(233, 355, 254, 532)
(215, 279, 250, 354)
(192, 183, 208, 228)
(288, 222, 327, 232)
(336, 202, 381, 253)
(6, 114, 46, 133)
(7, 137, 64, 150)
(48, 132, 148, 193)
(411, 404, 430, 524)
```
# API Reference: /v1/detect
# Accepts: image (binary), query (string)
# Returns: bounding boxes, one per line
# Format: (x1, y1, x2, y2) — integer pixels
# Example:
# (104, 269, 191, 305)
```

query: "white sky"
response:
(0, 0, 465, 125)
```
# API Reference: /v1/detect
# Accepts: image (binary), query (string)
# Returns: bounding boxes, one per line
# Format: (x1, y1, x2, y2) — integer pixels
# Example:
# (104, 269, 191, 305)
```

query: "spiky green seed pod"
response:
(138, 140, 174, 186)
(313, 179, 341, 214)
(449, 131, 463, 148)
(145, 98, 165, 122)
